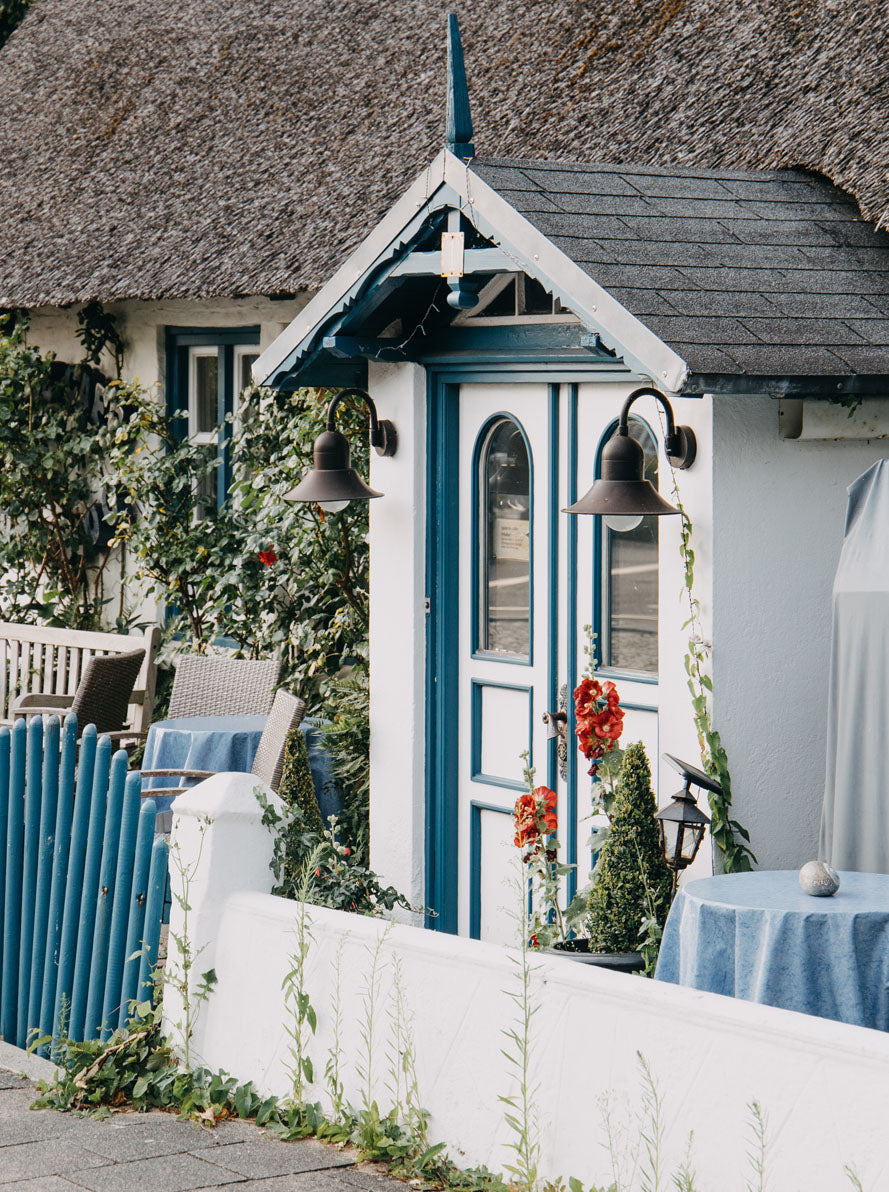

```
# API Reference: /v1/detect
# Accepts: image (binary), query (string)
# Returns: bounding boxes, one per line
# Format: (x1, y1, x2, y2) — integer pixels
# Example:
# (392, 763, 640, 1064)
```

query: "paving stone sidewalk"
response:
(0, 1054, 409, 1192)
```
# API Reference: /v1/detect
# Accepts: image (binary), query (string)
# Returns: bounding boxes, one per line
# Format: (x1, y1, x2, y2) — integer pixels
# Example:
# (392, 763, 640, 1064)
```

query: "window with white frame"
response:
(166, 327, 260, 513)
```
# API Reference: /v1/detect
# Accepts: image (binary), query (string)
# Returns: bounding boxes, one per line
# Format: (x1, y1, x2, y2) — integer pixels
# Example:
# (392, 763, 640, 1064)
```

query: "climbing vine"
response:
(670, 478, 755, 873)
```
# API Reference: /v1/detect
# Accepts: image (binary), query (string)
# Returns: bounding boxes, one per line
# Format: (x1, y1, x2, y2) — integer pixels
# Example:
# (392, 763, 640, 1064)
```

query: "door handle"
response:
(542, 683, 569, 781)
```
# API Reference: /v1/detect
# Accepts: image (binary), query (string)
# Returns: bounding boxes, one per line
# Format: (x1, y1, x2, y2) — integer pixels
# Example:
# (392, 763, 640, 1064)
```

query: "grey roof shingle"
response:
(472, 157, 889, 379)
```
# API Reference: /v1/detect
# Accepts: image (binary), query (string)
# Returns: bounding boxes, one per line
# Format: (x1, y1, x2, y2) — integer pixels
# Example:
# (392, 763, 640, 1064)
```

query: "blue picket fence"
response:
(0, 715, 168, 1053)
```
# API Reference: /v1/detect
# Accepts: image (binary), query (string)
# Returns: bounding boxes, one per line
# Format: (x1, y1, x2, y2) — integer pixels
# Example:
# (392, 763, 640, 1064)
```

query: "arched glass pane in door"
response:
(601, 416, 659, 675)
(477, 418, 532, 659)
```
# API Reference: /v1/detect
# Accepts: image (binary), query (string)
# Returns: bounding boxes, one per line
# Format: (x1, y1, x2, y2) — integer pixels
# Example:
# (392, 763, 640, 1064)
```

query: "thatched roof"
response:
(0, 0, 887, 307)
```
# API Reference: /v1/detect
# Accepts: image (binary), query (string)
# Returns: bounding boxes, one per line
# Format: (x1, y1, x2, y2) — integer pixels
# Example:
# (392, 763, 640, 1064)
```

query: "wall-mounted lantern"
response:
(655, 753, 715, 890)
(564, 386, 696, 529)
(285, 388, 397, 510)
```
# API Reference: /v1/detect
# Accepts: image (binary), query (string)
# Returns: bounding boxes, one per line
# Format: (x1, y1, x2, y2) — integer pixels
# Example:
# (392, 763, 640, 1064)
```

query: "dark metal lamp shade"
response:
(564, 386, 696, 519)
(285, 429, 383, 502)
(285, 389, 396, 505)
(565, 432, 680, 517)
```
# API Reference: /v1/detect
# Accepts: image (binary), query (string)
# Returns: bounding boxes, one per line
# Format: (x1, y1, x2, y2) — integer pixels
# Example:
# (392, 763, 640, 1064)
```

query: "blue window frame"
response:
(164, 326, 261, 509)
(471, 414, 534, 663)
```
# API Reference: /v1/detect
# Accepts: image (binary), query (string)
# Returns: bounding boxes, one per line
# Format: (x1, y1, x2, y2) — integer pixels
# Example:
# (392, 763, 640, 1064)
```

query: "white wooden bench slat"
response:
(0, 622, 160, 733)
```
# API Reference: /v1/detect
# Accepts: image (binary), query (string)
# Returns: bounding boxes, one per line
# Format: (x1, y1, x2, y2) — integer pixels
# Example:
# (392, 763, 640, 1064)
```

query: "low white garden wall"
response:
(164, 775, 889, 1190)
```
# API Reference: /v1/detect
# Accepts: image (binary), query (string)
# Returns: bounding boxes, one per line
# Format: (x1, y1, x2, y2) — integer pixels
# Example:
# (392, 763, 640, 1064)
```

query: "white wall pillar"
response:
(162, 772, 281, 1062)
(367, 362, 427, 912)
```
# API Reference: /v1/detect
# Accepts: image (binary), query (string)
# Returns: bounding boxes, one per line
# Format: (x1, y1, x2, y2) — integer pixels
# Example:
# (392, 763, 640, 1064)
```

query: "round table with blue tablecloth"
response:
(655, 870, 889, 1031)
(141, 714, 341, 822)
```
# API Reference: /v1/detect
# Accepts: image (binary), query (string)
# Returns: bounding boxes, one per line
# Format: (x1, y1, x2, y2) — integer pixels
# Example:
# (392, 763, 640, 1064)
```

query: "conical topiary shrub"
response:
(277, 727, 324, 834)
(586, 741, 672, 954)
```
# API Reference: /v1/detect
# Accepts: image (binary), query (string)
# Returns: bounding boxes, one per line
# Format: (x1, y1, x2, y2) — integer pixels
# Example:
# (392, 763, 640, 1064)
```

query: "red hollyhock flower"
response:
(513, 793, 539, 848)
(258, 549, 278, 566)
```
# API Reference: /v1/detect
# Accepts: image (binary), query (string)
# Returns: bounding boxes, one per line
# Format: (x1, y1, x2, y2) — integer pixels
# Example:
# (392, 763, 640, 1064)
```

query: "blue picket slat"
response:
(68, 733, 112, 1042)
(16, 717, 44, 1045)
(138, 837, 169, 1001)
(0, 715, 169, 1053)
(0, 727, 11, 1012)
(82, 747, 127, 1040)
(2, 720, 27, 1042)
(117, 799, 156, 1031)
(51, 723, 96, 1046)
(100, 771, 141, 1039)
(38, 714, 77, 1056)
(27, 715, 60, 1041)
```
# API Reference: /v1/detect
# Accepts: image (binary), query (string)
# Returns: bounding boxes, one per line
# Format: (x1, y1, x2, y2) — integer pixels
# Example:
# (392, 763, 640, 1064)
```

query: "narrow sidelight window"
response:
(478, 418, 532, 659)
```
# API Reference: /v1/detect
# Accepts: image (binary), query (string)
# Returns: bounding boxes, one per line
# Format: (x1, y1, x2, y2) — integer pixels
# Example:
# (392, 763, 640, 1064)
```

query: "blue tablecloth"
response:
(655, 870, 889, 1031)
(141, 714, 341, 822)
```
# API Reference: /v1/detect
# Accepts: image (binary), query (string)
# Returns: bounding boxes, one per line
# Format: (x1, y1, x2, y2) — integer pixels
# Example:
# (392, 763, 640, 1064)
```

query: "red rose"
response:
(258, 549, 278, 566)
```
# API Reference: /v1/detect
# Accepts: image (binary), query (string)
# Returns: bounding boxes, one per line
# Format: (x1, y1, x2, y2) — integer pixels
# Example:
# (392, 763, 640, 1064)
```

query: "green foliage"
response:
(278, 727, 324, 833)
(0, 0, 31, 47)
(77, 301, 125, 378)
(31, 1001, 278, 1125)
(671, 483, 755, 874)
(586, 743, 672, 954)
(744, 1100, 768, 1192)
(255, 789, 415, 916)
(0, 317, 149, 628)
(318, 668, 370, 862)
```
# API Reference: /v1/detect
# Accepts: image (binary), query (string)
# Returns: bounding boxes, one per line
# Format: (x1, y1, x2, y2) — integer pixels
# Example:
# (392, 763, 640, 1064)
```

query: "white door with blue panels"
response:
(447, 379, 663, 942)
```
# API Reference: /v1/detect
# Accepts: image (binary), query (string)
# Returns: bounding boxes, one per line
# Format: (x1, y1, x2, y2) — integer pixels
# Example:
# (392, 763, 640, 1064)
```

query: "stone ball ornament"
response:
(799, 860, 841, 897)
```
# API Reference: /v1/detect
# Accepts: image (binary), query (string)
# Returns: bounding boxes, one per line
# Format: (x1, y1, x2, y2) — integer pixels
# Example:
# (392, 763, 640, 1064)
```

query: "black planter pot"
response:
(546, 939, 645, 973)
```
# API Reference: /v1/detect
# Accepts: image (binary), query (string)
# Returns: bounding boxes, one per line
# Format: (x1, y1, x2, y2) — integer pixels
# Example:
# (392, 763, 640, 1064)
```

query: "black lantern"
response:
(564, 386, 696, 521)
(286, 388, 397, 508)
(655, 753, 716, 889)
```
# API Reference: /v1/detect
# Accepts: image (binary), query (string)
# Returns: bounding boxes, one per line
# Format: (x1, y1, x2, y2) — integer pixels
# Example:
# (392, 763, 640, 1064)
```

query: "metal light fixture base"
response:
(665, 424, 696, 470)
(373, 419, 398, 458)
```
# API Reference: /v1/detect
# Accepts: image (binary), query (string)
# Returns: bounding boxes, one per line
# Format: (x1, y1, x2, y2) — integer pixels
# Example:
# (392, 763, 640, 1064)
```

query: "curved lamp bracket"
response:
(326, 388, 398, 458)
(619, 387, 696, 470)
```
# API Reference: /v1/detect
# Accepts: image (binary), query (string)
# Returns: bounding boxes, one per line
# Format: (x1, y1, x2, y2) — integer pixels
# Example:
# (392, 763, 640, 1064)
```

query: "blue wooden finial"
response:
(446, 13, 474, 159)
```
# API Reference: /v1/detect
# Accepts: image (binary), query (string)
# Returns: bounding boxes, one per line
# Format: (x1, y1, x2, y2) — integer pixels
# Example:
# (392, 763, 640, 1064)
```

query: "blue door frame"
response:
(423, 362, 621, 933)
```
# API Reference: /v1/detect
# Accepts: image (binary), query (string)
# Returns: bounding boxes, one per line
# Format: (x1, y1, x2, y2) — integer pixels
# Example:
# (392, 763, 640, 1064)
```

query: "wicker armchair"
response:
(13, 649, 146, 741)
(166, 655, 283, 719)
(141, 687, 307, 797)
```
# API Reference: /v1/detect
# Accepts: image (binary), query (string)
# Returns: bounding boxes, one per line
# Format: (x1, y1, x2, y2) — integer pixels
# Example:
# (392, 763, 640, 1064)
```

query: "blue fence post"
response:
(15, 717, 43, 1047)
(51, 722, 95, 1048)
(1, 719, 26, 1043)
(82, 746, 127, 1040)
(0, 727, 10, 1017)
(137, 837, 169, 1003)
(117, 799, 156, 1031)
(38, 714, 77, 1056)
(68, 733, 112, 1042)
(100, 771, 141, 1040)
(27, 715, 60, 1042)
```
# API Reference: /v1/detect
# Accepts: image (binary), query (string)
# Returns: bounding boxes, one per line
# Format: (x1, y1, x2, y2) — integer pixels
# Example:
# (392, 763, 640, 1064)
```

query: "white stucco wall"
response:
(166, 776, 889, 1192)
(366, 362, 427, 910)
(712, 393, 889, 870)
(26, 295, 308, 391)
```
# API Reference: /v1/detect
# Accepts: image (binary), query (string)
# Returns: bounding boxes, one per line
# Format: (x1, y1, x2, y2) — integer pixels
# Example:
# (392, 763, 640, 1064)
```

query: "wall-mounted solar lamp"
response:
(285, 388, 397, 510)
(655, 753, 715, 893)
(564, 386, 696, 531)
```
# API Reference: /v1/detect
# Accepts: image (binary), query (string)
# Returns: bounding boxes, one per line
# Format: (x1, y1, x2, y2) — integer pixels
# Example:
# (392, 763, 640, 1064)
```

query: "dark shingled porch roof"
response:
(473, 158, 889, 381)
(1, 0, 889, 317)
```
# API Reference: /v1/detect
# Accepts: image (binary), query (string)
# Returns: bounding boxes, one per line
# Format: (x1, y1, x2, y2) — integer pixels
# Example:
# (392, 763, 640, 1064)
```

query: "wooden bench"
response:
(0, 622, 161, 734)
